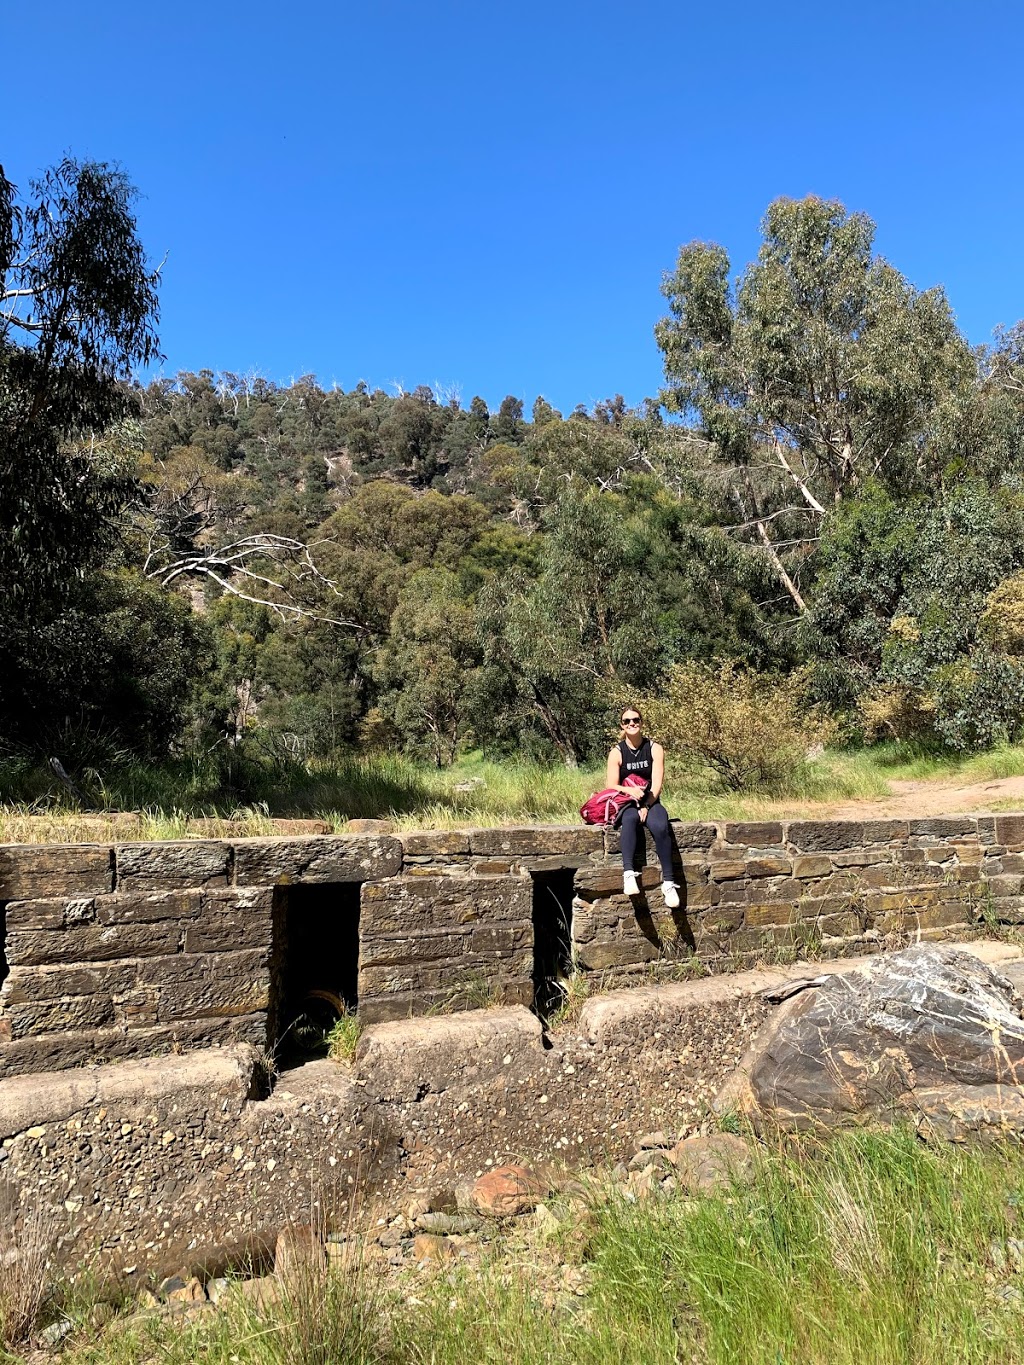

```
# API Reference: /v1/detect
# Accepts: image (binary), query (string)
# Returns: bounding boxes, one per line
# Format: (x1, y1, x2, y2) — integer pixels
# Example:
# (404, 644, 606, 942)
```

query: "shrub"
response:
(642, 661, 834, 791)
(857, 682, 936, 744)
(929, 649, 1024, 751)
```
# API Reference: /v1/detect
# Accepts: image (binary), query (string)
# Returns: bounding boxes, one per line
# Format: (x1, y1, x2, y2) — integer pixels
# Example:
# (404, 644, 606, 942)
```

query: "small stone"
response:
(472, 1165, 549, 1217)
(413, 1233, 457, 1264)
(670, 1134, 754, 1193)
(415, 1212, 485, 1235)
(167, 1276, 205, 1304)
(275, 1224, 328, 1285)
(158, 1275, 187, 1300)
(25, 1126, 46, 1139)
(39, 1317, 73, 1347)
(206, 1277, 230, 1305)
(637, 1131, 670, 1149)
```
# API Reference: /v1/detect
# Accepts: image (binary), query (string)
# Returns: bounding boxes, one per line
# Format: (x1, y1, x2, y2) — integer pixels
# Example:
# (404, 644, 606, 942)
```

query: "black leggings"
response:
(619, 803, 675, 880)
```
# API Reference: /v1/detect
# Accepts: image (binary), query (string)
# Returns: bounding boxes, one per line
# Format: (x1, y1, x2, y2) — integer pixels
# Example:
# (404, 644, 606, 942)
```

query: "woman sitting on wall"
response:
(607, 707, 679, 907)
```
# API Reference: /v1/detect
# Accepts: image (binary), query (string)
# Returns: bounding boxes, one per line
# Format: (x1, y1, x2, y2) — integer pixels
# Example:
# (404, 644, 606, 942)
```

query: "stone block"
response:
(719, 822, 784, 848)
(360, 876, 531, 937)
(469, 924, 532, 955)
(698, 908, 744, 935)
(815, 911, 863, 938)
(745, 856, 792, 877)
(400, 831, 470, 857)
(576, 938, 661, 970)
(791, 855, 832, 880)
(116, 842, 230, 892)
(360, 932, 469, 968)
(716, 880, 749, 904)
(3, 899, 67, 930)
(671, 823, 718, 850)
(156, 958, 271, 1023)
(575, 867, 627, 898)
(909, 817, 978, 838)
(95, 890, 203, 925)
(180, 888, 275, 954)
(754, 876, 800, 903)
(916, 904, 972, 930)
(0, 961, 136, 1005)
(744, 904, 797, 928)
(6, 993, 115, 1040)
(786, 822, 864, 852)
(6, 919, 182, 967)
(468, 827, 602, 857)
(0, 1013, 268, 1077)
(233, 835, 402, 885)
(986, 875, 1024, 899)
(0, 845, 112, 901)
(860, 820, 910, 844)
(831, 849, 894, 868)
(473, 860, 512, 875)
(709, 860, 747, 881)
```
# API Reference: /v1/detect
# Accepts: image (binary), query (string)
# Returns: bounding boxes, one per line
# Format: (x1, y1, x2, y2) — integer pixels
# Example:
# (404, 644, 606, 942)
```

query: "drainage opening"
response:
(531, 869, 575, 1021)
(271, 882, 360, 1066)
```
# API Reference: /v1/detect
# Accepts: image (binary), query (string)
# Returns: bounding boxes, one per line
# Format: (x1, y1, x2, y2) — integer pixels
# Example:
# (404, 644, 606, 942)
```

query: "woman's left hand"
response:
(638, 807, 648, 824)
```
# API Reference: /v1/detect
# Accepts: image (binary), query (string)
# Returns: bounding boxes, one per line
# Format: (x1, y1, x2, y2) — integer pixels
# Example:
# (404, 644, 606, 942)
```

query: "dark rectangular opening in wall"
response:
(270, 883, 360, 1067)
(531, 870, 575, 1021)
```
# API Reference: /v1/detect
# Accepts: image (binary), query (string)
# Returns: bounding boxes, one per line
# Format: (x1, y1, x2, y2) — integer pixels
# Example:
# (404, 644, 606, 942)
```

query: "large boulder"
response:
(715, 946, 1024, 1138)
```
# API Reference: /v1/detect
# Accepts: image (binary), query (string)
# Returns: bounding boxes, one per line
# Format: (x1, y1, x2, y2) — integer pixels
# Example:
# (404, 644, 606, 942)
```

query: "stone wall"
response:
(1, 815, 1023, 1075)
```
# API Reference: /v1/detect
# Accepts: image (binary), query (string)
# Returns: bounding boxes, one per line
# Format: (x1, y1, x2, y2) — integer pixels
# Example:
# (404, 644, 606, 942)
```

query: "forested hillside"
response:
(7, 162, 1024, 782)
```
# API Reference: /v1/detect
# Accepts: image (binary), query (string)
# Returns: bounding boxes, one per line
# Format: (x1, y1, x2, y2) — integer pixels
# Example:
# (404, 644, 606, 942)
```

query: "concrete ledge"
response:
(354, 1005, 544, 1101)
(575, 940, 1024, 1045)
(0, 1043, 260, 1138)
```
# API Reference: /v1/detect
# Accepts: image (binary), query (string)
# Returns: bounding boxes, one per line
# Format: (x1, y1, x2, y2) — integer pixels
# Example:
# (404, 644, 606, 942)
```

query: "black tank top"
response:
(618, 737, 653, 788)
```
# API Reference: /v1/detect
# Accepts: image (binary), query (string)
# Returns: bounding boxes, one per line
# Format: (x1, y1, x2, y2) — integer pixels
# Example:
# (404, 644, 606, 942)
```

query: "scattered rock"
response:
(670, 1133, 754, 1192)
(415, 1211, 484, 1235)
(413, 1232, 458, 1263)
(206, 1277, 231, 1305)
(346, 819, 395, 834)
(166, 1275, 205, 1304)
(275, 1224, 328, 1285)
(157, 1274, 187, 1300)
(628, 1148, 673, 1172)
(637, 1131, 671, 1149)
(38, 1316, 73, 1347)
(233, 1275, 282, 1309)
(716, 946, 1024, 1137)
(472, 1164, 549, 1217)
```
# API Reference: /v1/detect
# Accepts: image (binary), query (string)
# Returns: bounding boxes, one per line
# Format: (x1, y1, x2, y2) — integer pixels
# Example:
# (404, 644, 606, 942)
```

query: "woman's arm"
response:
(606, 746, 621, 791)
(650, 743, 665, 802)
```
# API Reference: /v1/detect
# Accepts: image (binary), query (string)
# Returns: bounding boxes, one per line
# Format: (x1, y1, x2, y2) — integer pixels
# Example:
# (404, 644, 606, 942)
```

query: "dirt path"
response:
(816, 773, 1024, 821)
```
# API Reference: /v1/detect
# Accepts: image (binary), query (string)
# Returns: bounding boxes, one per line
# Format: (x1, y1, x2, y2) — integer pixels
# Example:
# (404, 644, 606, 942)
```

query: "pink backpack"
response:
(580, 773, 648, 826)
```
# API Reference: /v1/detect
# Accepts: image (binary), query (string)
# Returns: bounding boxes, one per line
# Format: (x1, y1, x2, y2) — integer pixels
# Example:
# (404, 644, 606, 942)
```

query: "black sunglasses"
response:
(621, 715, 641, 724)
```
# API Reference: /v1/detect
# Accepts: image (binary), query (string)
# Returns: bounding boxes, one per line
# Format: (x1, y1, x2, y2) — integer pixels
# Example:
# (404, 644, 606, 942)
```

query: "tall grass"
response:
(53, 1128, 1024, 1365)
(4, 740, 1024, 842)
(392, 1127, 1024, 1365)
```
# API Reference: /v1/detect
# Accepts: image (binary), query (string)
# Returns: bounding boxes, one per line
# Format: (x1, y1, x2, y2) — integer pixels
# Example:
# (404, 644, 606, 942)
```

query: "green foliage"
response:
(643, 660, 834, 791)
(326, 1010, 362, 1064)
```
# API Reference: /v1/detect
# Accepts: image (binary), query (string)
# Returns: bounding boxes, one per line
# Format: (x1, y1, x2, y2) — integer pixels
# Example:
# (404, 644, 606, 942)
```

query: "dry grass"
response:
(0, 1206, 57, 1346)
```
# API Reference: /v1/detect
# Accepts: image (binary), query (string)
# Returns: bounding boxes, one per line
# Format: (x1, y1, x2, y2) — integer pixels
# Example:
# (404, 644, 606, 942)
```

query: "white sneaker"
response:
(661, 881, 680, 909)
(623, 871, 640, 897)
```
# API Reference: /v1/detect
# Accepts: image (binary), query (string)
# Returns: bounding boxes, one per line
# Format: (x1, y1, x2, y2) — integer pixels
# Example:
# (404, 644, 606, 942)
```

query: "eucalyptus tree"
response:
(656, 195, 972, 611)
(0, 157, 161, 601)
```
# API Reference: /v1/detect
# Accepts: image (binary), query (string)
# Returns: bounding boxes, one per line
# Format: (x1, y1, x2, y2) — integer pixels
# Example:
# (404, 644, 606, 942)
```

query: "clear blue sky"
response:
(5, 1, 1023, 414)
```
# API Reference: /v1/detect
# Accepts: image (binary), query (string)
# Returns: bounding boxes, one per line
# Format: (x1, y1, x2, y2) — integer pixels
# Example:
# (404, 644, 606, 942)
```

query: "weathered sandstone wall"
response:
(0, 814, 1022, 1073)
